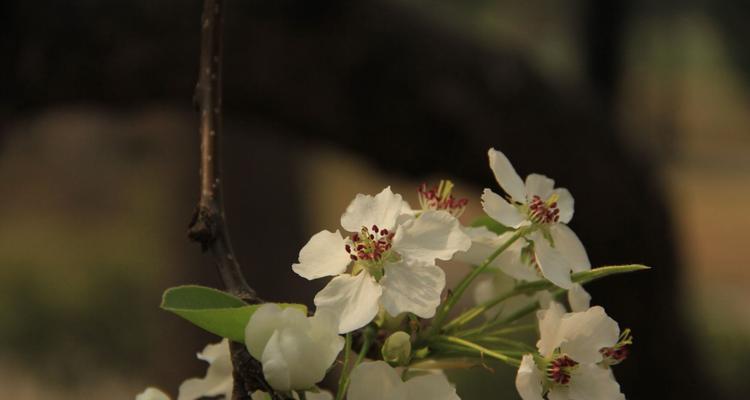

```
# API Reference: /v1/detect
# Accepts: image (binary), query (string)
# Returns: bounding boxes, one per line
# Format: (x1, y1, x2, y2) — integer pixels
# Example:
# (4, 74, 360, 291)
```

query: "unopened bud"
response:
(382, 331, 412, 365)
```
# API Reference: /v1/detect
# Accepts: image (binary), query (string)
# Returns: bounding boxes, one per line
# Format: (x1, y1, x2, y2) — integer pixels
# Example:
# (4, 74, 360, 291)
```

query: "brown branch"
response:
(187, 1, 285, 399)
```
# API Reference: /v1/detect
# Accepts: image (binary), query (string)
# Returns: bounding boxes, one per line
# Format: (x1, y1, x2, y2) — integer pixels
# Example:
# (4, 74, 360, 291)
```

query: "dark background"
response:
(1, 1, 749, 398)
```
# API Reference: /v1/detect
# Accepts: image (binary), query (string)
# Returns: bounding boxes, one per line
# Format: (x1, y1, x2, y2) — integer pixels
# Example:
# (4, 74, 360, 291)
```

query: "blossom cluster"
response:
(141, 148, 643, 400)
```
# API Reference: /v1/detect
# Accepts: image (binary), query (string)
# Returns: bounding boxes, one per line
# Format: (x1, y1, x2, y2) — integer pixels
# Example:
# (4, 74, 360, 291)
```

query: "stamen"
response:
(528, 194, 561, 224)
(417, 180, 469, 217)
(546, 355, 578, 385)
(600, 329, 633, 366)
(345, 226, 395, 263)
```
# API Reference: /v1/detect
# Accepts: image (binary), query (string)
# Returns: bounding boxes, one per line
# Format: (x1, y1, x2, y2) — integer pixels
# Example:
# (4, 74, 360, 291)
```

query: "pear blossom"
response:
(515, 302, 630, 400)
(251, 390, 333, 400)
(461, 226, 591, 314)
(245, 303, 344, 391)
(293, 187, 471, 333)
(136, 388, 171, 400)
(177, 339, 233, 400)
(347, 361, 460, 400)
(481, 148, 590, 289)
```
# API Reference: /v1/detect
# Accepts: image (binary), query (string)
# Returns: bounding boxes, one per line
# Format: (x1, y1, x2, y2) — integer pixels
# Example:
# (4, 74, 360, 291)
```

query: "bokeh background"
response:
(2, 1, 749, 399)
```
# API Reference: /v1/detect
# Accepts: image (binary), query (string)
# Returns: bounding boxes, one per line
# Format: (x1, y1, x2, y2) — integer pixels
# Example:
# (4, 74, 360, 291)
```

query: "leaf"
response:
(470, 215, 512, 235)
(161, 285, 307, 343)
(515, 264, 650, 293)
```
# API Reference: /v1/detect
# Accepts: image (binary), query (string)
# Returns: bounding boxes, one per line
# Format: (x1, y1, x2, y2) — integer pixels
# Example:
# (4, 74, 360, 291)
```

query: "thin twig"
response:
(187, 1, 280, 399)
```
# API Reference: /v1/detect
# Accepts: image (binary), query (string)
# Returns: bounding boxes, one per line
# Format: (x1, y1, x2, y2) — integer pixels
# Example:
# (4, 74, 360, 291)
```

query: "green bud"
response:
(381, 331, 412, 365)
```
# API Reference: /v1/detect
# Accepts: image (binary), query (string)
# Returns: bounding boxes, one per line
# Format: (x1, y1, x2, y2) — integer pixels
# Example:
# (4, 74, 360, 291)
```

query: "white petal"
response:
(488, 148, 527, 202)
(393, 210, 471, 265)
(568, 284, 591, 312)
(245, 303, 284, 360)
(178, 340, 233, 400)
(292, 230, 351, 280)
(381, 262, 445, 319)
(481, 189, 527, 228)
(532, 232, 573, 289)
(341, 187, 406, 232)
(453, 226, 499, 266)
(536, 301, 566, 357)
(568, 364, 625, 400)
(404, 373, 460, 400)
(258, 307, 343, 391)
(550, 224, 590, 273)
(559, 306, 620, 364)
(525, 174, 555, 200)
(136, 388, 171, 400)
(496, 240, 540, 282)
(515, 355, 545, 400)
(554, 188, 574, 224)
(314, 273, 382, 333)
(347, 361, 406, 400)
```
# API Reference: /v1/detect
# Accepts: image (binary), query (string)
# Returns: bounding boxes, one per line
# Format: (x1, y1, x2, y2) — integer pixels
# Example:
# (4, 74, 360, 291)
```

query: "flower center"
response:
(345, 225, 395, 263)
(527, 194, 560, 224)
(600, 329, 633, 366)
(418, 180, 468, 217)
(546, 355, 578, 385)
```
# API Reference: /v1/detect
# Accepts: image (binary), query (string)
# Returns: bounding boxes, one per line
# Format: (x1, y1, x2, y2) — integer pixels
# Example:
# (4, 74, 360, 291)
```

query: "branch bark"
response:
(187, 1, 283, 399)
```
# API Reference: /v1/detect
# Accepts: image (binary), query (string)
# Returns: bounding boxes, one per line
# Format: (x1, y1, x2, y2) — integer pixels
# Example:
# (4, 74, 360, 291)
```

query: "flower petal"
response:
(453, 226, 499, 266)
(550, 224, 590, 273)
(381, 261, 445, 319)
(136, 388, 171, 400)
(488, 148, 526, 202)
(292, 229, 351, 280)
(515, 354, 545, 400)
(568, 284, 591, 313)
(481, 189, 527, 228)
(404, 373, 460, 400)
(568, 363, 625, 400)
(340, 187, 406, 232)
(178, 340, 233, 400)
(525, 174, 555, 200)
(536, 301, 566, 357)
(314, 273, 382, 333)
(347, 361, 406, 400)
(554, 188, 574, 224)
(393, 210, 471, 265)
(532, 232, 573, 289)
(245, 303, 284, 360)
(559, 306, 620, 364)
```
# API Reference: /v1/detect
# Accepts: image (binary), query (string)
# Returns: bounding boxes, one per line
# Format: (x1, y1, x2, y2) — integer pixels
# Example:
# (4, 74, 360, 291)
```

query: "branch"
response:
(187, 0, 254, 299)
(187, 1, 283, 399)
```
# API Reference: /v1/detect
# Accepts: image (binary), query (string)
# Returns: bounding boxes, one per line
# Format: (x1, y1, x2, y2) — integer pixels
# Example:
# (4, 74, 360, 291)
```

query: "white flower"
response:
(480, 149, 590, 289)
(293, 187, 471, 333)
(462, 226, 591, 314)
(515, 303, 627, 400)
(136, 388, 171, 400)
(347, 361, 460, 400)
(245, 303, 344, 391)
(251, 390, 333, 400)
(177, 339, 233, 400)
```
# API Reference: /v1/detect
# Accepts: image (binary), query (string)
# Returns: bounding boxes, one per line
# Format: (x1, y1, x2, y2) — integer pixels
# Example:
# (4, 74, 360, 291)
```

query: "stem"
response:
(338, 328, 375, 400)
(433, 336, 521, 367)
(425, 228, 529, 337)
(188, 0, 255, 299)
(188, 1, 274, 398)
(297, 392, 307, 400)
(336, 333, 353, 400)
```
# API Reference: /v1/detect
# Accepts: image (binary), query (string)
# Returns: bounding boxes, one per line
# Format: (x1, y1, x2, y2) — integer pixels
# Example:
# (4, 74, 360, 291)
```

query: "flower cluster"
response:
(142, 148, 645, 400)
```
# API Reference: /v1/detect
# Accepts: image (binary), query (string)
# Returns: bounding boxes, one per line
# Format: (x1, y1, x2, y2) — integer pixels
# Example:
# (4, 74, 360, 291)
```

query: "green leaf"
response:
(515, 264, 650, 293)
(470, 215, 512, 235)
(160, 285, 307, 343)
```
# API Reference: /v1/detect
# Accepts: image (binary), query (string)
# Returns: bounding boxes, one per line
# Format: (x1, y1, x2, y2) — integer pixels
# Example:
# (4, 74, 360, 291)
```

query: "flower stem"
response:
(432, 336, 521, 367)
(335, 333, 353, 400)
(425, 227, 530, 338)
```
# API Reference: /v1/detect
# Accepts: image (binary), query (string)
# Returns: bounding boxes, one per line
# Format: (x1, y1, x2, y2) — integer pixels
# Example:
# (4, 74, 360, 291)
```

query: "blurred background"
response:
(1, 0, 749, 398)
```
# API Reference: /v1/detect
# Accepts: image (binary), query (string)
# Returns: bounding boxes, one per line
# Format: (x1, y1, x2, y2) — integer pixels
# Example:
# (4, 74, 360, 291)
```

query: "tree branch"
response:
(187, 1, 283, 399)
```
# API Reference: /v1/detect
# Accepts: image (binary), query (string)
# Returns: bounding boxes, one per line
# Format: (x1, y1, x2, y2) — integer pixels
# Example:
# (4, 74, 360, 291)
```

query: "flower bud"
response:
(381, 331, 412, 365)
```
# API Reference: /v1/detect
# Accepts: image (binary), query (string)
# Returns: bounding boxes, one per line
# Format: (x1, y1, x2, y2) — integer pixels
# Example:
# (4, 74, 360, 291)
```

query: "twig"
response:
(187, 1, 280, 399)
